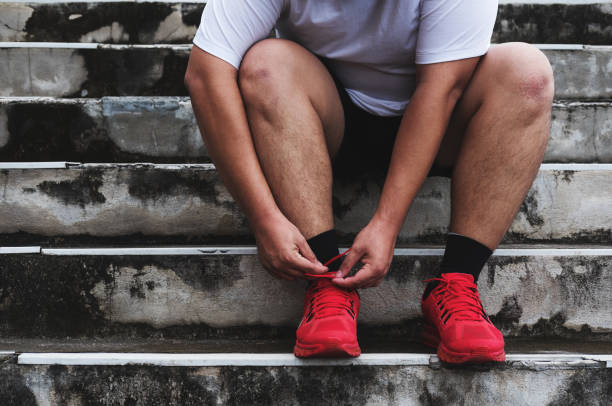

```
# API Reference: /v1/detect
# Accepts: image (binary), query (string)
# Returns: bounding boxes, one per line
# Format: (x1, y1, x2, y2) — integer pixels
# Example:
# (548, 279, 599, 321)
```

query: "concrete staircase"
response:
(0, 0, 610, 404)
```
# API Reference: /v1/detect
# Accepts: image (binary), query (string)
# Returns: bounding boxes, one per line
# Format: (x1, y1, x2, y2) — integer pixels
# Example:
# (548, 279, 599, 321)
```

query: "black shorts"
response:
(327, 66, 453, 182)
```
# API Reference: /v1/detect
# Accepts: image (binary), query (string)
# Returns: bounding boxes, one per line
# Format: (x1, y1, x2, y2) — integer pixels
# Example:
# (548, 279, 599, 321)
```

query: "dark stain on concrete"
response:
(494, 4, 612, 45)
(181, 4, 207, 26)
(73, 48, 188, 98)
(491, 296, 524, 332)
(486, 256, 530, 288)
(552, 170, 576, 183)
(48, 364, 217, 406)
(0, 365, 38, 406)
(547, 368, 612, 406)
(0, 254, 255, 339)
(517, 312, 601, 340)
(220, 365, 383, 405)
(0, 254, 114, 338)
(12, 4, 612, 45)
(25, 3, 185, 44)
(519, 190, 545, 228)
(21, 187, 35, 194)
(385, 256, 441, 285)
(332, 179, 373, 220)
(555, 256, 607, 309)
(120, 255, 245, 294)
(4, 103, 100, 161)
(37, 168, 106, 207)
(1, 101, 211, 163)
(125, 168, 225, 206)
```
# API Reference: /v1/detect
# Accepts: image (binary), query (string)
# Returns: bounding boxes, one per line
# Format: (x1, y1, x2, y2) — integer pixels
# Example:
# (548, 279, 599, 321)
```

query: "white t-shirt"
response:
(193, 0, 498, 116)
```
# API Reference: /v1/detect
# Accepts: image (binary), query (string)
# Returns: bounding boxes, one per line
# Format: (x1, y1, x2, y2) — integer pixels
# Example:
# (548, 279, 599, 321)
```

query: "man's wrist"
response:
(248, 205, 283, 232)
(371, 211, 402, 241)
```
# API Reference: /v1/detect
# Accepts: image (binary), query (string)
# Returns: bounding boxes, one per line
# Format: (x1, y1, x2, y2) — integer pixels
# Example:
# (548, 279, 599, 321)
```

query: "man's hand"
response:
(332, 218, 396, 289)
(254, 212, 328, 280)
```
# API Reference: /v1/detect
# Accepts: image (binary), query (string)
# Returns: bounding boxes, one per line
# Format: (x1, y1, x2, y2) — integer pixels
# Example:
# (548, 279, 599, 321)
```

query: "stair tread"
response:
(0, 45, 610, 98)
(1, 98, 611, 164)
(0, 163, 609, 245)
(2, 337, 612, 355)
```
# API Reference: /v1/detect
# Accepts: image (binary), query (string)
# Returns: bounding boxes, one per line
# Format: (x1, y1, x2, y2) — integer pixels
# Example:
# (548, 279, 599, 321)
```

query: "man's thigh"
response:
(239, 38, 345, 156)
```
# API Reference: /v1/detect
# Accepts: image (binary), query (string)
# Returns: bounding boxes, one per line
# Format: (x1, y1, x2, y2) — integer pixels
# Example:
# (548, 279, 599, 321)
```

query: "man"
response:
(184, 0, 554, 362)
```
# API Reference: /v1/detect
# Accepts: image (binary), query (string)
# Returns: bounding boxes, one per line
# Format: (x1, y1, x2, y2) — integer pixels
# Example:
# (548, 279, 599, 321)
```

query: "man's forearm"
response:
(373, 84, 463, 236)
(185, 48, 280, 227)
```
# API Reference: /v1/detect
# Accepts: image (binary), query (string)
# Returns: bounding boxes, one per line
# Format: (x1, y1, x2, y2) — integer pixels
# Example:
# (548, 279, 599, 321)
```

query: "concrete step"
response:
(0, 163, 609, 246)
(0, 246, 610, 340)
(1, 1, 611, 45)
(0, 43, 610, 98)
(2, 337, 612, 354)
(1, 98, 610, 164)
(0, 351, 610, 405)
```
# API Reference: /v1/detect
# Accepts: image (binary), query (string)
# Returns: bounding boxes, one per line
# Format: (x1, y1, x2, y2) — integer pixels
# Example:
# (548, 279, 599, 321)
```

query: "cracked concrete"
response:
(0, 165, 609, 244)
(0, 99, 609, 163)
(2, 3, 611, 45)
(2, 360, 610, 405)
(0, 46, 609, 98)
(0, 252, 609, 339)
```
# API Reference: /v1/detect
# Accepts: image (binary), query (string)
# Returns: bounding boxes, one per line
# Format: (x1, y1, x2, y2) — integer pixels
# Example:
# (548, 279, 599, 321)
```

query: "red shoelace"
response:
(425, 276, 485, 322)
(305, 281, 356, 320)
(303, 248, 352, 279)
(302, 249, 356, 320)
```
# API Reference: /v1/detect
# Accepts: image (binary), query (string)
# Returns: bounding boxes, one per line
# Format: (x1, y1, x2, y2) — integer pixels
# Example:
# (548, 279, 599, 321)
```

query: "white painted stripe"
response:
(73, 163, 216, 170)
(0, 247, 41, 254)
(1, 42, 610, 52)
(540, 163, 612, 171)
(17, 352, 612, 367)
(0, 162, 74, 169)
(0, 42, 191, 50)
(40, 247, 612, 256)
(0, 351, 15, 355)
(42, 247, 259, 256)
(18, 353, 431, 367)
(2, 162, 609, 172)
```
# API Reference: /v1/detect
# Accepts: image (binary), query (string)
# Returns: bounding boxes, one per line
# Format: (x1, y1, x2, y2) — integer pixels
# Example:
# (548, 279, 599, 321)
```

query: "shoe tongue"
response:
(441, 273, 474, 284)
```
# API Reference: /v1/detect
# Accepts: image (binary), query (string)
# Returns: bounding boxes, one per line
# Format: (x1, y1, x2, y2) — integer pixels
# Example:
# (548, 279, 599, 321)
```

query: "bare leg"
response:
(239, 39, 344, 239)
(434, 43, 554, 249)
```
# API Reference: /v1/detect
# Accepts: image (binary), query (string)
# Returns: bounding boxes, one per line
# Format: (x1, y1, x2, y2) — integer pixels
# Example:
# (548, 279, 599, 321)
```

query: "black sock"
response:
(306, 229, 341, 271)
(423, 233, 493, 299)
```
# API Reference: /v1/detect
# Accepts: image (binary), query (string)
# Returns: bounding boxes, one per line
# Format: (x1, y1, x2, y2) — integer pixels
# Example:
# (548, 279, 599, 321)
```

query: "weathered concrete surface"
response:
(0, 45, 190, 97)
(1, 3, 611, 44)
(0, 252, 609, 339)
(0, 164, 609, 244)
(0, 2, 202, 43)
(0, 98, 610, 163)
(493, 3, 612, 45)
(2, 336, 611, 354)
(0, 97, 205, 162)
(1, 362, 609, 405)
(0, 45, 610, 98)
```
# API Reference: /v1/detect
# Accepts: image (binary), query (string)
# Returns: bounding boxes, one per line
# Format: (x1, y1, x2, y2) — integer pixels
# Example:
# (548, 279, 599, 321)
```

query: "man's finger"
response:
(333, 264, 375, 289)
(283, 268, 305, 279)
(336, 248, 362, 278)
(291, 255, 328, 275)
(296, 239, 323, 268)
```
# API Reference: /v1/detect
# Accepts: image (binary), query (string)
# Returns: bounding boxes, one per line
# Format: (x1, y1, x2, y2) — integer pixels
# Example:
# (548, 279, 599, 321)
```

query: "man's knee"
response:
(490, 43, 555, 113)
(238, 38, 301, 107)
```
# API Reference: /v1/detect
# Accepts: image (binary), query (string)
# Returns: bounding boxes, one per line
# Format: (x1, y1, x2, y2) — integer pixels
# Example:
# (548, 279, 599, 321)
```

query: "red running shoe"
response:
(294, 278, 361, 358)
(421, 273, 505, 363)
